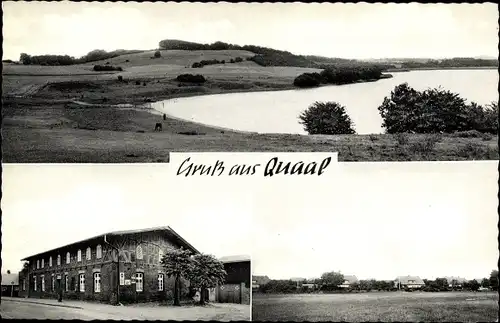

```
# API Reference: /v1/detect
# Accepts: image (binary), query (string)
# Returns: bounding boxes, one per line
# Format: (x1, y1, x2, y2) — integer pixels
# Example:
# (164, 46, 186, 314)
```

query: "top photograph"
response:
(2, 2, 498, 163)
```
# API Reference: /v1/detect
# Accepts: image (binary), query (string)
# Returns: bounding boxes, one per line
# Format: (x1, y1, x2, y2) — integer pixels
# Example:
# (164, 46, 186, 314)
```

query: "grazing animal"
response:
(154, 123, 163, 131)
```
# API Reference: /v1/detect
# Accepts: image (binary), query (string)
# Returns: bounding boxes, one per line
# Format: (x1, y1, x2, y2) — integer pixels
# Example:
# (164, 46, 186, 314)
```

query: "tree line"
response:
(298, 83, 498, 135)
(19, 49, 142, 66)
(293, 66, 384, 88)
(255, 270, 499, 294)
(401, 58, 498, 69)
(191, 57, 243, 68)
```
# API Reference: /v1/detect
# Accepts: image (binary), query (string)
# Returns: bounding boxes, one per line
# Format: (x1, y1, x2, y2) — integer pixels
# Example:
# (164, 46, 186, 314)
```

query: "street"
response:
(0, 297, 250, 320)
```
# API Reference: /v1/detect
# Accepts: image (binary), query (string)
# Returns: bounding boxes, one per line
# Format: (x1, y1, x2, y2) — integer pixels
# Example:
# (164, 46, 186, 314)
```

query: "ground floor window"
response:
(94, 273, 101, 293)
(79, 274, 85, 292)
(52, 276, 55, 291)
(158, 274, 164, 291)
(34, 276, 37, 291)
(65, 275, 69, 292)
(120, 272, 125, 286)
(136, 273, 144, 292)
(23, 279, 26, 291)
(41, 275, 45, 292)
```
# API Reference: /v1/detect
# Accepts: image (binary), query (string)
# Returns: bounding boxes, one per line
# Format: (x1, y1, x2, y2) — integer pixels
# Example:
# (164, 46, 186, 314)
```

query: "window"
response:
(23, 279, 26, 291)
(41, 259, 44, 268)
(136, 273, 143, 292)
(66, 252, 71, 264)
(57, 255, 61, 266)
(158, 274, 164, 291)
(71, 277, 76, 291)
(79, 274, 85, 292)
(86, 247, 91, 260)
(65, 275, 69, 292)
(158, 249, 164, 263)
(77, 250, 82, 262)
(96, 245, 102, 259)
(37, 260, 40, 269)
(41, 275, 45, 292)
(94, 273, 101, 293)
(34, 276, 37, 291)
(52, 276, 55, 291)
(120, 272, 125, 286)
(49, 256, 52, 267)
(136, 246, 143, 260)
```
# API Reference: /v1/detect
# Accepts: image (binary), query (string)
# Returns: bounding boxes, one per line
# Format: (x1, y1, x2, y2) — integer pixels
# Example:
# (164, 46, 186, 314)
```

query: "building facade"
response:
(2, 272, 20, 297)
(18, 227, 198, 304)
(209, 255, 250, 305)
(394, 275, 425, 290)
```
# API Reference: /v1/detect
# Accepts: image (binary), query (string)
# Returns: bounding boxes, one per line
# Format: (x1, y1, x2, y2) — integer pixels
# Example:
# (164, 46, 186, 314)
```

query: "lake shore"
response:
(2, 66, 498, 162)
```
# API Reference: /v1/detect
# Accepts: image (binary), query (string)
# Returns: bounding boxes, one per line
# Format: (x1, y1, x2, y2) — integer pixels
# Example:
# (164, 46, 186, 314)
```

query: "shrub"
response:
(230, 59, 235, 63)
(221, 60, 225, 64)
(135, 81, 141, 85)
(293, 73, 324, 88)
(117, 75, 123, 82)
(394, 133, 410, 145)
(410, 134, 441, 154)
(192, 62, 202, 68)
(154, 50, 161, 58)
(299, 101, 356, 135)
(176, 74, 206, 83)
(234, 57, 243, 63)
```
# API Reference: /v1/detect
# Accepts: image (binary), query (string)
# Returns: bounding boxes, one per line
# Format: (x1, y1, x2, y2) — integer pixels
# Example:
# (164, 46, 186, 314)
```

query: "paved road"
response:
(0, 298, 250, 321)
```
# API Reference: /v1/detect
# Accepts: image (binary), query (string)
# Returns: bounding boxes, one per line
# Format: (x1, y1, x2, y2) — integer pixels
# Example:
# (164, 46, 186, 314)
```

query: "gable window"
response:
(37, 260, 40, 269)
(136, 246, 143, 260)
(79, 274, 85, 292)
(33, 276, 37, 291)
(120, 272, 125, 286)
(158, 274, 164, 291)
(158, 249, 164, 263)
(86, 247, 91, 260)
(94, 273, 101, 293)
(49, 257, 52, 267)
(77, 250, 82, 262)
(136, 273, 144, 292)
(41, 275, 45, 292)
(41, 259, 44, 268)
(57, 255, 61, 266)
(65, 275, 69, 292)
(96, 245, 102, 259)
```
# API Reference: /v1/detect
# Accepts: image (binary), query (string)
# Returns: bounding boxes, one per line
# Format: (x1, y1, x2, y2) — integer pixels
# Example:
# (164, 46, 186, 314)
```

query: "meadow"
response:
(3, 49, 498, 162)
(252, 291, 499, 322)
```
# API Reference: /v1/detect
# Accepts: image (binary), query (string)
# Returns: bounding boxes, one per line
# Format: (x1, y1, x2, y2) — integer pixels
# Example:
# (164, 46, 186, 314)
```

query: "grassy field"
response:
(2, 50, 498, 163)
(252, 292, 499, 322)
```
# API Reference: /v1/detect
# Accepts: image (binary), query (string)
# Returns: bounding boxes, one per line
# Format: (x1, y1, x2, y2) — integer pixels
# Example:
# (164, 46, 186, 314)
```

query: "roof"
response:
(219, 255, 250, 264)
(342, 275, 359, 284)
(2, 273, 19, 286)
(444, 277, 467, 284)
(290, 277, 306, 282)
(395, 276, 425, 285)
(21, 226, 199, 261)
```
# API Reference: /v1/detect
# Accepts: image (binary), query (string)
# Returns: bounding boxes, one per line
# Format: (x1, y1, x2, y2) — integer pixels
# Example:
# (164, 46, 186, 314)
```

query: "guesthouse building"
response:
(18, 226, 199, 304)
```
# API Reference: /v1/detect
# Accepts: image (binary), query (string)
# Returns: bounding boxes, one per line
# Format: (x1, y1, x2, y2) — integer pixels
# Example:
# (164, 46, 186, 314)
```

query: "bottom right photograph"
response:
(251, 161, 499, 322)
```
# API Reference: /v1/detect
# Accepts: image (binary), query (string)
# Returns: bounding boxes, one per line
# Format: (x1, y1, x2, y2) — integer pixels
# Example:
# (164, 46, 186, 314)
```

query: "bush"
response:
(117, 75, 123, 82)
(299, 101, 356, 135)
(230, 59, 235, 63)
(234, 57, 243, 63)
(293, 73, 324, 88)
(176, 74, 206, 83)
(394, 133, 410, 145)
(378, 83, 499, 134)
(154, 50, 161, 58)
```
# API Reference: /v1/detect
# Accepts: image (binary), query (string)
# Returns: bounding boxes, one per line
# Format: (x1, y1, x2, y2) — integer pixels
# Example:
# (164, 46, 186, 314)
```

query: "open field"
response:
(252, 292, 499, 322)
(3, 50, 498, 162)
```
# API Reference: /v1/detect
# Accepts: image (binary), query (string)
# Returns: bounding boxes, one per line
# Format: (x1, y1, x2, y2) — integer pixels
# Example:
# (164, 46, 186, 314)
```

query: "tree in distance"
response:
(299, 101, 356, 135)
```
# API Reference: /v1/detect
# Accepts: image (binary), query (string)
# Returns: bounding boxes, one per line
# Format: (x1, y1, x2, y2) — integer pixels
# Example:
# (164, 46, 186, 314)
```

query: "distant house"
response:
(339, 275, 359, 288)
(301, 283, 316, 289)
(395, 276, 425, 289)
(252, 275, 271, 290)
(444, 276, 467, 288)
(208, 255, 250, 305)
(2, 272, 20, 297)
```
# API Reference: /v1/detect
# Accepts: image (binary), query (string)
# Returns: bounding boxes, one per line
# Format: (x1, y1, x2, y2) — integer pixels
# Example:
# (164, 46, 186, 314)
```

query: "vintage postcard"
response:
(2, 2, 498, 162)
(251, 161, 499, 322)
(1, 164, 251, 320)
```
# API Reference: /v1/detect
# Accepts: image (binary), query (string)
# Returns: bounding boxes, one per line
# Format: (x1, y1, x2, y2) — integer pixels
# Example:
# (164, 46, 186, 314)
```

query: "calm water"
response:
(152, 69, 498, 135)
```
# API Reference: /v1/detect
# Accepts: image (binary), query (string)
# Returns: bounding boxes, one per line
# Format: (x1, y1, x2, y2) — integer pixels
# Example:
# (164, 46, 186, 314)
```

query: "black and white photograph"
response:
(251, 162, 499, 322)
(2, 2, 498, 162)
(0, 165, 251, 320)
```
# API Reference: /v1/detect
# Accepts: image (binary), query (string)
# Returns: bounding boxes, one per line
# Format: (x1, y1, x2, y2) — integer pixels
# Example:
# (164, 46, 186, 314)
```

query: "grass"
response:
(252, 292, 499, 322)
(2, 53, 499, 162)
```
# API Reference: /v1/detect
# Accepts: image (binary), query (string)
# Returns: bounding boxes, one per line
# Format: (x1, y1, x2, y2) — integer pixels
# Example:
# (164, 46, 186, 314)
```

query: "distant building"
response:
(339, 275, 359, 288)
(208, 255, 250, 305)
(444, 276, 467, 288)
(252, 275, 271, 290)
(395, 276, 425, 289)
(18, 226, 198, 304)
(2, 272, 20, 297)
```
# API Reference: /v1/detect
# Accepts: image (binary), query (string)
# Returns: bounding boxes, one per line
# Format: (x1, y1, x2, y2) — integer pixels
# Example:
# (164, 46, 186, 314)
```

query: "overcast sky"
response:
(3, 2, 498, 61)
(1, 164, 252, 274)
(252, 161, 498, 281)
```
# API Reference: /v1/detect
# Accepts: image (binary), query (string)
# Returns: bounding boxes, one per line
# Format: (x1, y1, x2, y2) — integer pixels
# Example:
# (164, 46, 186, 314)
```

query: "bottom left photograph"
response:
(1, 165, 251, 321)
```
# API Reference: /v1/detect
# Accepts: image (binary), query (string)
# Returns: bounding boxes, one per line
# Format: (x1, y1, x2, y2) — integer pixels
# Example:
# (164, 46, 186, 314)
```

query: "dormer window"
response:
(86, 247, 91, 260)
(96, 245, 102, 259)
(77, 249, 82, 262)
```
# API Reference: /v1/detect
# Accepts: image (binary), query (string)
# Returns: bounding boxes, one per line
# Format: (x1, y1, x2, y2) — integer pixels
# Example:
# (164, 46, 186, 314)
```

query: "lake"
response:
(151, 69, 499, 135)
